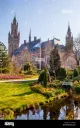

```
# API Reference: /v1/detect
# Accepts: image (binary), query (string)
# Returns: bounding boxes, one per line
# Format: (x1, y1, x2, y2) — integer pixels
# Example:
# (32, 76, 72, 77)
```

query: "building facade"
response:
(8, 16, 76, 70)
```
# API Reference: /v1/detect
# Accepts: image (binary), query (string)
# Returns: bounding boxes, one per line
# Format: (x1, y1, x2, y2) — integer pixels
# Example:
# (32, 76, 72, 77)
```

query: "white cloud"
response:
(61, 9, 73, 14)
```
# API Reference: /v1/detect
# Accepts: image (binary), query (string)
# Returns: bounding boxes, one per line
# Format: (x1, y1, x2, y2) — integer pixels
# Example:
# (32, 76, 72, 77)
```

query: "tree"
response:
(0, 49, 9, 73)
(8, 62, 21, 75)
(49, 45, 61, 79)
(38, 67, 49, 87)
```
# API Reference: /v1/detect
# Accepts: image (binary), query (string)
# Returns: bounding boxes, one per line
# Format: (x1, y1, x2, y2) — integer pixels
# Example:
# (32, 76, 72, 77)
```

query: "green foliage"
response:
(73, 76, 80, 82)
(58, 68, 67, 80)
(48, 83, 61, 88)
(66, 70, 73, 80)
(31, 84, 54, 98)
(49, 45, 61, 78)
(38, 70, 44, 85)
(38, 67, 49, 87)
(0, 49, 10, 73)
(22, 62, 37, 75)
(75, 85, 80, 93)
(55, 89, 65, 94)
(48, 80, 61, 88)
(0, 81, 46, 119)
(3, 109, 14, 120)
(8, 62, 21, 75)
(44, 67, 49, 87)
(73, 69, 78, 77)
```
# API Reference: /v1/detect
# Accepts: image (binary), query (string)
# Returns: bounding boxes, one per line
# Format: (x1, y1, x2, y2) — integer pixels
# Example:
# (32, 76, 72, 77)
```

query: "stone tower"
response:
(65, 22, 73, 51)
(8, 16, 20, 57)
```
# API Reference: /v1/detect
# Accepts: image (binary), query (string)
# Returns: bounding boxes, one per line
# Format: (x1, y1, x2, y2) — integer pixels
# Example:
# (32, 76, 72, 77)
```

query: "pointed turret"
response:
(65, 22, 73, 51)
(66, 22, 72, 38)
(29, 29, 31, 42)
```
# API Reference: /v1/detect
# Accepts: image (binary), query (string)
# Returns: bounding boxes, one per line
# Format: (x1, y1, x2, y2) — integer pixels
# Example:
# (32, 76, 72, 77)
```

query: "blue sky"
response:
(0, 0, 80, 48)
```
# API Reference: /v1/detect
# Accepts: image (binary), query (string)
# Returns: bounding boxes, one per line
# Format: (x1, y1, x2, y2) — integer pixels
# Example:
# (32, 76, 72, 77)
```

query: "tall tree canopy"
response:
(49, 45, 61, 78)
(0, 49, 9, 73)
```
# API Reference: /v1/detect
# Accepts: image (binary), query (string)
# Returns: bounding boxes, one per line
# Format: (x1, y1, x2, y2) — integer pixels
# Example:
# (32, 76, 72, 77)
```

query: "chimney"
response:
(24, 40, 27, 44)
(34, 36, 37, 41)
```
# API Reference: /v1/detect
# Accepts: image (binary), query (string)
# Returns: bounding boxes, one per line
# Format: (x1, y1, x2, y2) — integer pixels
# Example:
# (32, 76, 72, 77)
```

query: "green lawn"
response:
(0, 81, 46, 110)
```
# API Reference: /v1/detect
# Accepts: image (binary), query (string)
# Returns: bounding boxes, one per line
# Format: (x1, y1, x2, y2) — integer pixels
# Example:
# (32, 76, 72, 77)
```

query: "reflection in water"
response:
(15, 99, 80, 120)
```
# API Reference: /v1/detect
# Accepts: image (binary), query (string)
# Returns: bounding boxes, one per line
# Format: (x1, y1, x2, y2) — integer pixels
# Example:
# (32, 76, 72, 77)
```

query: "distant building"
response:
(8, 16, 76, 70)
(65, 22, 73, 51)
(8, 16, 20, 57)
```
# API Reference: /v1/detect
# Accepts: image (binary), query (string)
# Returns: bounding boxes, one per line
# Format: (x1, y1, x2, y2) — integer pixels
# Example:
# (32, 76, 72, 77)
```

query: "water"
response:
(15, 98, 80, 120)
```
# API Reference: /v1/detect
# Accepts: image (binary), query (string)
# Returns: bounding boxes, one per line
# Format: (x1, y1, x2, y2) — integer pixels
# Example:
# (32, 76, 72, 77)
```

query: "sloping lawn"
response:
(0, 81, 46, 110)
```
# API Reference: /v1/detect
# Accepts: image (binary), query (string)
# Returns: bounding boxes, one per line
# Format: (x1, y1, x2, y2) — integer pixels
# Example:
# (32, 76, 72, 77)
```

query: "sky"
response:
(0, 0, 80, 48)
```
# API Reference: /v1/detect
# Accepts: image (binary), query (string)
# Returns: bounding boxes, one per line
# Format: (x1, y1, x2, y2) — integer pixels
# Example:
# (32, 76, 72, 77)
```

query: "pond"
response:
(15, 98, 80, 120)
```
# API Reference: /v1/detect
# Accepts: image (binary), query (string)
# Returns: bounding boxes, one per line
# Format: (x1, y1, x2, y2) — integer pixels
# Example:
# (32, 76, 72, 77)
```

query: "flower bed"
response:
(0, 75, 24, 80)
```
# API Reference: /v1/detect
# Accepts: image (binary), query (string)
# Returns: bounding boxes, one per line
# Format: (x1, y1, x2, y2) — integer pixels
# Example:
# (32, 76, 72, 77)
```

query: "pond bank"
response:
(0, 81, 79, 120)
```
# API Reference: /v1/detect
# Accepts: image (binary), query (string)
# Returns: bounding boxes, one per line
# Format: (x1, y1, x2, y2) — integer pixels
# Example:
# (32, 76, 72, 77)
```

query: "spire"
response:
(67, 22, 71, 33)
(66, 22, 72, 38)
(13, 14, 16, 24)
(29, 29, 31, 42)
(29, 29, 31, 37)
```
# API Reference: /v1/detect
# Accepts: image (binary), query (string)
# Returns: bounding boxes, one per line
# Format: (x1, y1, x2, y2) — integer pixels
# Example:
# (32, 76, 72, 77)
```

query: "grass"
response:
(0, 81, 46, 110)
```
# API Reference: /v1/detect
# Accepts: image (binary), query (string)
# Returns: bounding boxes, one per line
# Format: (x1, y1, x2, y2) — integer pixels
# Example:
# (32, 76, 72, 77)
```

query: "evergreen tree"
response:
(0, 49, 9, 73)
(49, 45, 61, 79)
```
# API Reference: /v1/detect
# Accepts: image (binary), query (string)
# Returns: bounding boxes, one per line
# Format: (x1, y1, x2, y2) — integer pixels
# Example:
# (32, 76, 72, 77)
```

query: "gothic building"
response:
(8, 16, 20, 57)
(65, 22, 73, 51)
(9, 16, 73, 69)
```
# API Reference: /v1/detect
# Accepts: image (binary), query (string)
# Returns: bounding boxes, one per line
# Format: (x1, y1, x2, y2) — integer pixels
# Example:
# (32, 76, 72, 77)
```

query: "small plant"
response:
(55, 89, 65, 94)
(38, 67, 49, 87)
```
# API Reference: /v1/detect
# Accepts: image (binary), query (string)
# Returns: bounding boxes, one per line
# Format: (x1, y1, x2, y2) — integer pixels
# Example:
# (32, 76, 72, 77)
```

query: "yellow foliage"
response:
(73, 81, 79, 86)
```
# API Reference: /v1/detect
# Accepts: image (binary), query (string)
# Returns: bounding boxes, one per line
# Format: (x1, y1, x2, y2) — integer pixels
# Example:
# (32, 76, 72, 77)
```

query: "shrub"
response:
(75, 86, 80, 93)
(31, 84, 54, 98)
(55, 89, 65, 94)
(58, 68, 66, 80)
(73, 69, 78, 77)
(3, 109, 14, 120)
(38, 67, 49, 87)
(73, 76, 80, 82)
(22, 62, 37, 75)
(73, 81, 79, 86)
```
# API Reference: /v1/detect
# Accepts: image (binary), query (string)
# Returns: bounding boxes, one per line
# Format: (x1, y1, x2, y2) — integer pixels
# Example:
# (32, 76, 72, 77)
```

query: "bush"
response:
(31, 84, 54, 98)
(48, 83, 57, 88)
(22, 62, 37, 75)
(73, 76, 80, 82)
(66, 70, 73, 80)
(75, 85, 80, 93)
(73, 69, 78, 77)
(73, 81, 79, 86)
(55, 89, 65, 94)
(38, 67, 49, 87)
(58, 68, 66, 80)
